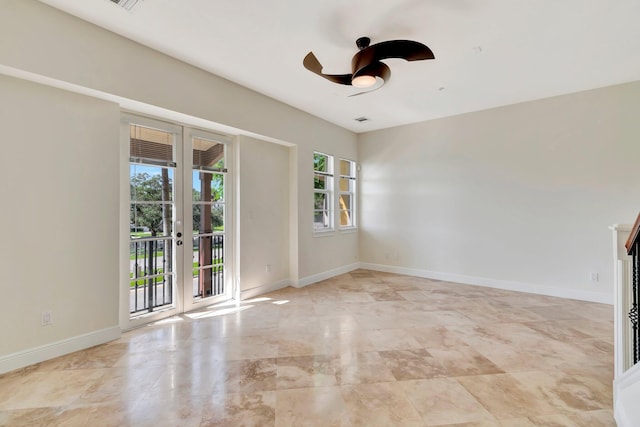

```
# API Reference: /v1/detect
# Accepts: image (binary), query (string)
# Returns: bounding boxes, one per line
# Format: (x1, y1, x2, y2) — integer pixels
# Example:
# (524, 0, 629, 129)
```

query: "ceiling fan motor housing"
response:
(356, 37, 371, 50)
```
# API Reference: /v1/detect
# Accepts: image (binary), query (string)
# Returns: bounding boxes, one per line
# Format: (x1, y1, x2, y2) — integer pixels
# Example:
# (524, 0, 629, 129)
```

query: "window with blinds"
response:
(129, 125, 175, 166)
(193, 137, 225, 171)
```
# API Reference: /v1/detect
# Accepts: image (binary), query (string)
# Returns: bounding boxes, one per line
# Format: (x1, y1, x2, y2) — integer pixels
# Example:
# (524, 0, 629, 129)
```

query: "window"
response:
(313, 151, 333, 231)
(339, 159, 356, 228)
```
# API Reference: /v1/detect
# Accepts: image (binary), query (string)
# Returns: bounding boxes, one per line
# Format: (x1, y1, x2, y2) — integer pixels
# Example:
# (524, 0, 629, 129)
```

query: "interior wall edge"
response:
(296, 263, 361, 288)
(239, 279, 291, 301)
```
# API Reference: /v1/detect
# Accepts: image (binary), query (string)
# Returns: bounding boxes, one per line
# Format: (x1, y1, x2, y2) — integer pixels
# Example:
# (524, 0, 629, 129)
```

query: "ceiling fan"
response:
(303, 37, 435, 94)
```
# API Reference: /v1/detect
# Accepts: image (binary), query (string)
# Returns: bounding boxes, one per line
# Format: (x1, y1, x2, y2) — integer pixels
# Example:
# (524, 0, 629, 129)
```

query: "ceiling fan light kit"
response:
(352, 75, 377, 88)
(303, 36, 434, 95)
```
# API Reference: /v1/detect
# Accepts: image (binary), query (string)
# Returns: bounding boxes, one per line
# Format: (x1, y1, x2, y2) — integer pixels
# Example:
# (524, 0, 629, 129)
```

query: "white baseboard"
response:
(296, 263, 361, 288)
(615, 362, 640, 427)
(0, 326, 121, 375)
(240, 279, 291, 300)
(360, 263, 613, 304)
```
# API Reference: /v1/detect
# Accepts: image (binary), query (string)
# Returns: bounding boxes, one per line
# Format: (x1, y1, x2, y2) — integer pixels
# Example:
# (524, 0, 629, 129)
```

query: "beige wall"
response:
(359, 81, 640, 301)
(0, 0, 359, 370)
(238, 136, 290, 294)
(0, 75, 120, 356)
(0, 0, 359, 283)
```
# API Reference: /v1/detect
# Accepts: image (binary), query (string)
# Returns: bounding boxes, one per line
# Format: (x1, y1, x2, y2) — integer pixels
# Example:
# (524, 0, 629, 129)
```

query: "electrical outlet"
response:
(590, 272, 599, 282)
(41, 310, 53, 326)
(266, 264, 272, 273)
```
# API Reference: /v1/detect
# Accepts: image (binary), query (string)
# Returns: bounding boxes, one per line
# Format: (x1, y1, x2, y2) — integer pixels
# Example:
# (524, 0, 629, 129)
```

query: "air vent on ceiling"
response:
(109, 0, 143, 11)
(354, 117, 369, 122)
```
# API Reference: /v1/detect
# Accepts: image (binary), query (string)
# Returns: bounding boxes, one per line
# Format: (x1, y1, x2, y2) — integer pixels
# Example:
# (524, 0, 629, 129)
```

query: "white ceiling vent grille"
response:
(109, 0, 143, 12)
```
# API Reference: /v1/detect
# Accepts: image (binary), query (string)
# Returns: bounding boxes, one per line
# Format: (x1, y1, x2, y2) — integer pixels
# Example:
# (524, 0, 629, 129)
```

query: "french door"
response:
(124, 115, 233, 326)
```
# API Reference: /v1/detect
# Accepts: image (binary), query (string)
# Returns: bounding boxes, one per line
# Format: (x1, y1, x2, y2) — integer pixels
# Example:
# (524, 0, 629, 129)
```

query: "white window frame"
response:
(338, 158, 357, 230)
(313, 151, 334, 232)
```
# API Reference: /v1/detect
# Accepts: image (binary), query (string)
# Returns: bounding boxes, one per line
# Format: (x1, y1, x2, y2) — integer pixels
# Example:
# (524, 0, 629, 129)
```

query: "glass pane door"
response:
(190, 136, 228, 302)
(128, 124, 180, 317)
(124, 117, 233, 324)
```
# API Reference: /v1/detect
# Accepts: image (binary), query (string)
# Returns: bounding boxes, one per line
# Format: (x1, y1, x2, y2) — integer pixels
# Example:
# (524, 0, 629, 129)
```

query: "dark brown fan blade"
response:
(348, 84, 384, 97)
(368, 40, 435, 62)
(303, 52, 353, 85)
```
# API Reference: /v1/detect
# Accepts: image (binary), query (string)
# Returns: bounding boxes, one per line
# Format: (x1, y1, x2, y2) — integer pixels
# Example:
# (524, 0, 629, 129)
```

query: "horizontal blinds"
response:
(129, 124, 175, 166)
(193, 139, 225, 170)
(130, 138, 175, 166)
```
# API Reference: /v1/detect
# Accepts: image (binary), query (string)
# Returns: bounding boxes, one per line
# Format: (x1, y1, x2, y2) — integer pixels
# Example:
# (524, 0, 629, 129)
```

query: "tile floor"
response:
(0, 270, 615, 426)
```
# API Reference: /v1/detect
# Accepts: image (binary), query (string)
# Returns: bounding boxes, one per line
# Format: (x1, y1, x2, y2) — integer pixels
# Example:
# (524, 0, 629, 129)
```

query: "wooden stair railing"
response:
(626, 212, 640, 364)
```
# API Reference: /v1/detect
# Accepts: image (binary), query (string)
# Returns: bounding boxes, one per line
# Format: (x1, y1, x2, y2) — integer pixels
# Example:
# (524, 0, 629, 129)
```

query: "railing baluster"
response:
(168, 238, 172, 305)
(220, 236, 224, 294)
(632, 241, 640, 363)
(194, 236, 200, 298)
(216, 236, 220, 295)
(143, 240, 148, 310)
(134, 241, 138, 311)
(162, 239, 166, 305)
(148, 240, 154, 312)
(213, 236, 218, 295)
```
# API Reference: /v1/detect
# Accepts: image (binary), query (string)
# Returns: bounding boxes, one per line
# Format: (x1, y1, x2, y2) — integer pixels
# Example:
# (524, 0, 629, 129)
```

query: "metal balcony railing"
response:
(129, 234, 225, 315)
(626, 213, 640, 364)
(193, 234, 224, 299)
(129, 237, 173, 315)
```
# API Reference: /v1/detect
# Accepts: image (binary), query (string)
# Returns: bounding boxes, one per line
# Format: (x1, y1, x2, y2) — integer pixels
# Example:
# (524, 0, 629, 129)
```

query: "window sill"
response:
(313, 229, 336, 237)
(339, 227, 358, 234)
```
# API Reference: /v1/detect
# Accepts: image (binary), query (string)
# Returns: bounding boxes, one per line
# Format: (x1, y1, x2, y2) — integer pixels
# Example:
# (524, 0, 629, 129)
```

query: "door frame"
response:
(181, 127, 235, 314)
(119, 113, 236, 331)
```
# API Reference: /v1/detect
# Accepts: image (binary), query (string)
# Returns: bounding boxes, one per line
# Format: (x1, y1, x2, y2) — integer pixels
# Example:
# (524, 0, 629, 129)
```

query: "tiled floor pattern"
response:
(0, 270, 615, 426)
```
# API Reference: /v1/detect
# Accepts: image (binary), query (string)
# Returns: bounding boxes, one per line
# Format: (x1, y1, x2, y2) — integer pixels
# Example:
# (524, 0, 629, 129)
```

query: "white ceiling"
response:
(39, 0, 640, 133)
